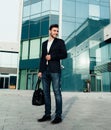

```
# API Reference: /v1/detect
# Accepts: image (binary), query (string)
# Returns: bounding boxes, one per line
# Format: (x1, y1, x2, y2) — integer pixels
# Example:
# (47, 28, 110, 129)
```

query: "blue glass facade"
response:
(61, 0, 110, 91)
(19, 0, 111, 92)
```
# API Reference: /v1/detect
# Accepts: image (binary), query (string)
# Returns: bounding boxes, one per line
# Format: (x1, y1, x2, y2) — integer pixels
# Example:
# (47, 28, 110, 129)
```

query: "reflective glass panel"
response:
(23, 5, 30, 17)
(49, 15, 59, 25)
(100, 6, 110, 19)
(51, 0, 59, 11)
(29, 20, 40, 38)
(63, 0, 75, 17)
(41, 37, 48, 43)
(31, 2, 41, 15)
(101, 45, 108, 64)
(19, 70, 27, 90)
(24, 0, 29, 1)
(29, 39, 40, 59)
(96, 48, 101, 65)
(76, 0, 88, 2)
(89, 0, 100, 4)
(41, 19, 49, 36)
(42, 0, 50, 12)
(21, 25, 29, 40)
(76, 2, 89, 19)
(102, 72, 110, 92)
(22, 41, 29, 59)
(89, 4, 100, 20)
(109, 44, 111, 61)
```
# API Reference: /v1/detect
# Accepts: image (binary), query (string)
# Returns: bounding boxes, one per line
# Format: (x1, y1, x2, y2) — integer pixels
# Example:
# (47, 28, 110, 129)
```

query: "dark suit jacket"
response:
(39, 38, 67, 73)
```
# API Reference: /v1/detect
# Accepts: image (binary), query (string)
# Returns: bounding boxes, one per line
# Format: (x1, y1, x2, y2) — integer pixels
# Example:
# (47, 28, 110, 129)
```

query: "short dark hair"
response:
(49, 24, 59, 30)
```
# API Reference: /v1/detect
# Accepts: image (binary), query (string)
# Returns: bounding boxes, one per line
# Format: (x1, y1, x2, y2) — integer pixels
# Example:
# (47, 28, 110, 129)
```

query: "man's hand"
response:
(45, 54, 51, 61)
(38, 72, 42, 78)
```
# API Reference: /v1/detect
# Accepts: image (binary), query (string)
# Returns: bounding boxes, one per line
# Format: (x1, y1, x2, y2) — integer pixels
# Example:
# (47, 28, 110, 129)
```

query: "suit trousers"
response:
(42, 67, 62, 117)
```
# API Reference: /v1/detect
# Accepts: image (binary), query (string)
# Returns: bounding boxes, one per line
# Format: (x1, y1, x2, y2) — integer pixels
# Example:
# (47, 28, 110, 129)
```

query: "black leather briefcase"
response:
(32, 78, 45, 106)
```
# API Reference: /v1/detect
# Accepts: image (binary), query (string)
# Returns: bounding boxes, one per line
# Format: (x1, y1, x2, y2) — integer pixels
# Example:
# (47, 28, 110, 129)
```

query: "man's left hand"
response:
(45, 55, 51, 61)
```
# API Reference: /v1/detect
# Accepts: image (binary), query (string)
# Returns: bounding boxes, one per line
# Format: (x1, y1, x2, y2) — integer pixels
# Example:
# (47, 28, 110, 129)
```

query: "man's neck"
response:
(48, 36, 54, 42)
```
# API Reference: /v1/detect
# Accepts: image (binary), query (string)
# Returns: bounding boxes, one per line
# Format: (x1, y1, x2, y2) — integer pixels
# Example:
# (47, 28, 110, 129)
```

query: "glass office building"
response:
(19, 0, 111, 92)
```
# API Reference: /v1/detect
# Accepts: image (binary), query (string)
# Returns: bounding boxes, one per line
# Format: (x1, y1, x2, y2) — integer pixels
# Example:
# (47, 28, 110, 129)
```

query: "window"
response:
(29, 39, 40, 59)
(41, 37, 48, 43)
(21, 41, 29, 59)
(42, 0, 50, 12)
(31, 2, 41, 15)
(89, 4, 100, 20)
(51, 0, 59, 11)
(23, 5, 30, 17)
(63, 0, 76, 17)
(0, 52, 18, 67)
(76, 2, 89, 19)
(19, 70, 27, 90)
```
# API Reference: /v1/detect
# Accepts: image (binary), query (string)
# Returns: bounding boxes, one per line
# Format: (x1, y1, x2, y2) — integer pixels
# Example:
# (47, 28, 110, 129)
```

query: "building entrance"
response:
(0, 75, 17, 89)
(91, 74, 102, 92)
(0, 77, 9, 89)
(27, 73, 37, 90)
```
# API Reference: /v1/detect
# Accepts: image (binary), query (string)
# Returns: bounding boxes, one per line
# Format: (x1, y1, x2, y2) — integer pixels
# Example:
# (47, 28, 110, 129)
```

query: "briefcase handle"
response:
(36, 78, 41, 90)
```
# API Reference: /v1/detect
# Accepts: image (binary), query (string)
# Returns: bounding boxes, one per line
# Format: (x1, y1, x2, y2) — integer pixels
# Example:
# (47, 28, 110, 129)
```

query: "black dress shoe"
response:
(38, 115, 51, 122)
(51, 117, 62, 124)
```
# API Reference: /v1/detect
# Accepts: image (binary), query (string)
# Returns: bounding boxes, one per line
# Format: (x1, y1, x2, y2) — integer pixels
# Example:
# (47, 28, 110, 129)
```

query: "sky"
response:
(0, 0, 22, 43)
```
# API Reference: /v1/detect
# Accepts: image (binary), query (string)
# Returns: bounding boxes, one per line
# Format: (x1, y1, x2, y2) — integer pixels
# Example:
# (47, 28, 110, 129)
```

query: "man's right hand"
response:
(38, 72, 42, 78)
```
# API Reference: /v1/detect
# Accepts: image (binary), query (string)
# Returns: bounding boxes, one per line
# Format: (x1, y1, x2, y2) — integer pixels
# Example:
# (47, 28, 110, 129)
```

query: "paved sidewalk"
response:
(0, 90, 111, 130)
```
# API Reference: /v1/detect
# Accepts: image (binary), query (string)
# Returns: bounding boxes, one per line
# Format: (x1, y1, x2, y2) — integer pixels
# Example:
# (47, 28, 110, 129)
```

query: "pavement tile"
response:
(0, 90, 111, 130)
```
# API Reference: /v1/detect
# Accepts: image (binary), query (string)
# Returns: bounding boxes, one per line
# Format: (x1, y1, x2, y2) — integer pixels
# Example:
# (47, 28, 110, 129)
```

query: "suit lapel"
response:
(44, 40, 48, 53)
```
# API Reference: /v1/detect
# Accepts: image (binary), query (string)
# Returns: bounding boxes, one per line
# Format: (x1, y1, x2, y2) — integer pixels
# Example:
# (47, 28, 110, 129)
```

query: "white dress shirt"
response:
(47, 39, 54, 53)
(46, 39, 54, 65)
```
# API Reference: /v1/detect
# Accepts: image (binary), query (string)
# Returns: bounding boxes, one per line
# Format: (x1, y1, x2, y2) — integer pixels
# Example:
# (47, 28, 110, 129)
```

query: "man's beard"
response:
(50, 33, 58, 38)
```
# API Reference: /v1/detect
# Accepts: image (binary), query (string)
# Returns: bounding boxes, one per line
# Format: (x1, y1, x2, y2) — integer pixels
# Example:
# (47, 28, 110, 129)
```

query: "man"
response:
(38, 24, 67, 124)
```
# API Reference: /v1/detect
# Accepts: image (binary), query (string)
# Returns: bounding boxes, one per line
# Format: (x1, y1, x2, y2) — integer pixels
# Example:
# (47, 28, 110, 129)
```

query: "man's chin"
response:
(53, 35, 58, 38)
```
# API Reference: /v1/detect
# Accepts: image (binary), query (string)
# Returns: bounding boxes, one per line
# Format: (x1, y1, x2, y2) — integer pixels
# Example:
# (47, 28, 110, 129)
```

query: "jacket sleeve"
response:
(39, 43, 45, 72)
(39, 57, 43, 73)
(51, 39, 67, 60)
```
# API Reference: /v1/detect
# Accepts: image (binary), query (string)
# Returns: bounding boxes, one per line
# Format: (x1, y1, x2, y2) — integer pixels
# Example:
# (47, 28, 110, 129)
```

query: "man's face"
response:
(49, 27, 59, 38)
